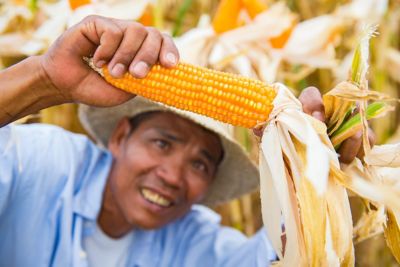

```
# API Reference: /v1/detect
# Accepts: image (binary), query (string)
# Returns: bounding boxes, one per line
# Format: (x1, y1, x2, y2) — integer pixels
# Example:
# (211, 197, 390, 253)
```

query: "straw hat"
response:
(79, 97, 259, 206)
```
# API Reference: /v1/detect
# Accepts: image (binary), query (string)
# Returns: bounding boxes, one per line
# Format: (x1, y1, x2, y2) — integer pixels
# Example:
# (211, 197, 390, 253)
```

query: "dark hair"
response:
(127, 111, 161, 135)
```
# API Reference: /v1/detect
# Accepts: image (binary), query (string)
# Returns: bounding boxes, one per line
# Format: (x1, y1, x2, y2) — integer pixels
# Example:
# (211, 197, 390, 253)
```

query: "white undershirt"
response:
(83, 224, 133, 267)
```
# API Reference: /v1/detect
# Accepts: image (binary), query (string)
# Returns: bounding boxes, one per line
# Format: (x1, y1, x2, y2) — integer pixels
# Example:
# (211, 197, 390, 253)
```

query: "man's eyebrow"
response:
(201, 150, 217, 164)
(201, 148, 224, 166)
(155, 128, 185, 143)
(155, 127, 222, 165)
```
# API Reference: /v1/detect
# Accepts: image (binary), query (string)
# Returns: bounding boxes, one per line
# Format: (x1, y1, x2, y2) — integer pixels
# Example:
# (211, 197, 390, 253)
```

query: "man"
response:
(0, 16, 365, 266)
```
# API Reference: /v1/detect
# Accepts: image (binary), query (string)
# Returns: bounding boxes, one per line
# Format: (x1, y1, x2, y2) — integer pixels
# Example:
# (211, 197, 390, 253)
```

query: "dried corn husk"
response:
(0, 0, 150, 58)
(336, 0, 388, 24)
(353, 206, 385, 244)
(260, 84, 354, 266)
(385, 48, 400, 84)
(0, 4, 33, 34)
(259, 23, 400, 266)
(281, 15, 341, 68)
(324, 25, 400, 264)
(384, 210, 400, 263)
(175, 2, 297, 82)
(67, 0, 150, 27)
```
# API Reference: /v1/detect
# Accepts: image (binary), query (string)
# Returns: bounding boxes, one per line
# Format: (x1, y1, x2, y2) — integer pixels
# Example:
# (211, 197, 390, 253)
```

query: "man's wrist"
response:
(0, 56, 68, 126)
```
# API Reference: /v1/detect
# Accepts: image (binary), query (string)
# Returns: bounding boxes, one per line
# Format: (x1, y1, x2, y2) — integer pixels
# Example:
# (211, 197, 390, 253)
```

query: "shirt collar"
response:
(73, 150, 113, 220)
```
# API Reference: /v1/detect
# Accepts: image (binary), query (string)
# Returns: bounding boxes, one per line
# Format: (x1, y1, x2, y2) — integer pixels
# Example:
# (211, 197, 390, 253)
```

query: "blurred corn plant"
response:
(2, 0, 400, 265)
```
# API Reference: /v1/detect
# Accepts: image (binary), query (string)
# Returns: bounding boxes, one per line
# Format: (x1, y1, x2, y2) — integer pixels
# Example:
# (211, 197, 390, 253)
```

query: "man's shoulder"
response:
(11, 123, 84, 139)
(2, 123, 94, 149)
(0, 123, 104, 175)
(171, 204, 221, 232)
(188, 205, 221, 224)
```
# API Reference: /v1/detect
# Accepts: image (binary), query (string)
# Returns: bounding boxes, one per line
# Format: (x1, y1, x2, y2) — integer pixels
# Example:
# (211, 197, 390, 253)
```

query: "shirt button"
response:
(80, 250, 87, 259)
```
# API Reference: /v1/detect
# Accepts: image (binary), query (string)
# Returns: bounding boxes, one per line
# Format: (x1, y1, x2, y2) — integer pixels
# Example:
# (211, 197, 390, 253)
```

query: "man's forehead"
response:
(129, 111, 209, 134)
(143, 112, 217, 139)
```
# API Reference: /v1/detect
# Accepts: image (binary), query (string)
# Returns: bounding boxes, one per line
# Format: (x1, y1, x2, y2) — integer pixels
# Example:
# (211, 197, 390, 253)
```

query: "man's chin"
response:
(126, 212, 172, 230)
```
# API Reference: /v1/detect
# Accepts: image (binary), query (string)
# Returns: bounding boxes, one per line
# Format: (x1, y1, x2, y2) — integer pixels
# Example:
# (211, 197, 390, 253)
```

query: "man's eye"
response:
(193, 161, 208, 173)
(154, 139, 169, 149)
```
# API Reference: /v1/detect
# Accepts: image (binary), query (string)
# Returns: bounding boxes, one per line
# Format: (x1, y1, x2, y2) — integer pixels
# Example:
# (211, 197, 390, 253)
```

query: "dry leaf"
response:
(384, 210, 400, 263)
(385, 48, 400, 84)
(364, 144, 400, 167)
(353, 207, 385, 243)
(282, 15, 341, 67)
(336, 0, 388, 23)
(326, 81, 396, 102)
(260, 84, 352, 266)
(335, 161, 400, 213)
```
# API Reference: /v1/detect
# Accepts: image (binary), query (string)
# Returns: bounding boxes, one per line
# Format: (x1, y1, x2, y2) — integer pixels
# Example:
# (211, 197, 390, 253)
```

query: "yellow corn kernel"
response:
(102, 62, 276, 128)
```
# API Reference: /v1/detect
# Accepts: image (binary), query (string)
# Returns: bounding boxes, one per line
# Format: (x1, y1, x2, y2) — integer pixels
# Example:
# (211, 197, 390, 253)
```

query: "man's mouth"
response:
(141, 188, 172, 207)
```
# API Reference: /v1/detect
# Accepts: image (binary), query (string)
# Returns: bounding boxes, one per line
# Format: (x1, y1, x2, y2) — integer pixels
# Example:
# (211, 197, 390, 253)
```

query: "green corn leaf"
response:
(29, 0, 38, 12)
(350, 45, 362, 86)
(331, 102, 389, 147)
(349, 25, 378, 86)
(154, 0, 164, 29)
(172, 0, 194, 37)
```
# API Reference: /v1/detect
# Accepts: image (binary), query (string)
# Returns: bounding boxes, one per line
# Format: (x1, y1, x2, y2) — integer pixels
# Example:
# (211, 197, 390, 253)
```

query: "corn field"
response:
(2, 0, 400, 266)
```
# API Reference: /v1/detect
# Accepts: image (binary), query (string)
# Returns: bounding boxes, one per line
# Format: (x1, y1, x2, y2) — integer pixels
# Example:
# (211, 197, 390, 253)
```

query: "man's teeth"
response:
(142, 189, 172, 207)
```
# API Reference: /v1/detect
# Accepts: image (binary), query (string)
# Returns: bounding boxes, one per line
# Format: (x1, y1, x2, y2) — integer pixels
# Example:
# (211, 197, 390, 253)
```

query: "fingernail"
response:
(166, 53, 177, 65)
(132, 61, 149, 78)
(96, 60, 106, 68)
(111, 63, 126, 78)
(355, 130, 363, 139)
(311, 111, 325, 122)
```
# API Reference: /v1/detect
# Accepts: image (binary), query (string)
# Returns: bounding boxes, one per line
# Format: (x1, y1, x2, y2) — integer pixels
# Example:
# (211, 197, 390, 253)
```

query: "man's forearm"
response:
(0, 56, 67, 126)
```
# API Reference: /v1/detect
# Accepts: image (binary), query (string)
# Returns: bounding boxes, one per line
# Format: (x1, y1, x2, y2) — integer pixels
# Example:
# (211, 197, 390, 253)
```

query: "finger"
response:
(159, 33, 179, 67)
(252, 127, 265, 138)
(129, 27, 163, 78)
(107, 22, 148, 78)
(356, 128, 376, 158)
(83, 17, 124, 68)
(338, 130, 362, 164)
(298, 87, 325, 122)
(75, 71, 134, 107)
(57, 20, 97, 58)
(368, 128, 376, 147)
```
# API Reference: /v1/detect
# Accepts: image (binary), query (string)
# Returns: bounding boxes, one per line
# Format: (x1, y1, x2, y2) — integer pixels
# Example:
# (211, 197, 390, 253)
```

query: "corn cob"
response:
(241, 0, 268, 19)
(100, 62, 276, 128)
(68, 0, 91, 10)
(270, 24, 294, 49)
(138, 4, 154, 26)
(212, 0, 242, 34)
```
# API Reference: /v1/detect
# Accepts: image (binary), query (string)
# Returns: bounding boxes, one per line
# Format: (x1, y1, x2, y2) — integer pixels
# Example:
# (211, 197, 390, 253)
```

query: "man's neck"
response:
(98, 179, 134, 238)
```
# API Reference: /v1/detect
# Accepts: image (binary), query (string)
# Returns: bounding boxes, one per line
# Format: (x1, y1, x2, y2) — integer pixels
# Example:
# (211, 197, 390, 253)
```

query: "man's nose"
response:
(155, 154, 185, 189)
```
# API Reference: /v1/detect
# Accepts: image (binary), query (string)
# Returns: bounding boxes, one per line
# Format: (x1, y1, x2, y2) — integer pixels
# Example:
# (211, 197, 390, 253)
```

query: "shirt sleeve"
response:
(0, 125, 16, 216)
(0, 124, 106, 218)
(178, 206, 276, 267)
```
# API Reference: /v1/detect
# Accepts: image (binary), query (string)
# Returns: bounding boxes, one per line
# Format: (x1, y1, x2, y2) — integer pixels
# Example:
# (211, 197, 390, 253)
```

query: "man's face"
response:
(107, 112, 223, 230)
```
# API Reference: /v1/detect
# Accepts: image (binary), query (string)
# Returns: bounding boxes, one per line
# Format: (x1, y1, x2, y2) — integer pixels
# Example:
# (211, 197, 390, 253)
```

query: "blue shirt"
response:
(0, 124, 276, 267)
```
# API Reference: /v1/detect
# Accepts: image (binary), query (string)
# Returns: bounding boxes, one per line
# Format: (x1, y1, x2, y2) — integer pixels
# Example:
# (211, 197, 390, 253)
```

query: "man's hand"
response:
(299, 87, 375, 164)
(40, 15, 179, 107)
(252, 86, 374, 164)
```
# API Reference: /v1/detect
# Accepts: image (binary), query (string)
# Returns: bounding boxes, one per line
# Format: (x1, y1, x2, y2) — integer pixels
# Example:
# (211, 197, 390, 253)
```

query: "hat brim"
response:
(79, 97, 259, 206)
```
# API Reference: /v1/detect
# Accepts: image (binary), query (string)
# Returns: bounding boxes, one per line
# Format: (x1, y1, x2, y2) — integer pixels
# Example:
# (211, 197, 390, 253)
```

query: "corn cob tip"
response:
(84, 57, 104, 77)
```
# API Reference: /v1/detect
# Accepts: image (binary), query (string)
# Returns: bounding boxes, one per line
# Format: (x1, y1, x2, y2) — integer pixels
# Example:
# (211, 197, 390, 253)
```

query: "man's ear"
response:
(108, 117, 131, 156)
